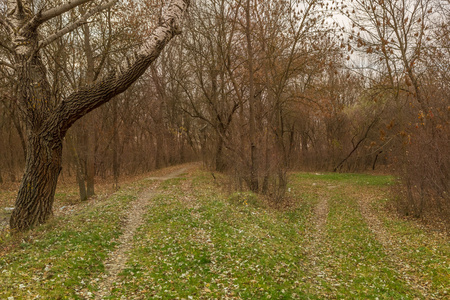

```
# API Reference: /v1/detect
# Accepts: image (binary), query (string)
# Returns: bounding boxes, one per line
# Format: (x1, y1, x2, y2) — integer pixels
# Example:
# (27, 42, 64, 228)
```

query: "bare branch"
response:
(44, 0, 190, 136)
(93, 15, 112, 82)
(39, 0, 117, 49)
(25, 0, 96, 30)
(38, 0, 94, 24)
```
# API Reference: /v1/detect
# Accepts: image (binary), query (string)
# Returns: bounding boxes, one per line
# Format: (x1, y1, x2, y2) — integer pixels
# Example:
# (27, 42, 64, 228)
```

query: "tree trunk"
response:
(86, 124, 96, 197)
(112, 100, 120, 189)
(76, 167, 88, 201)
(10, 132, 63, 230)
(67, 135, 87, 201)
(84, 22, 96, 197)
(8, 130, 17, 182)
(245, 0, 258, 192)
(215, 137, 225, 172)
(7, 0, 190, 232)
(155, 131, 164, 169)
(261, 129, 270, 194)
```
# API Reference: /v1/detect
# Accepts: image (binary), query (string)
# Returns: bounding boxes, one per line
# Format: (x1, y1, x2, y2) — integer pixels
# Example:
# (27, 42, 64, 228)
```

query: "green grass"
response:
(0, 167, 448, 299)
(320, 191, 417, 298)
(379, 214, 450, 298)
(0, 191, 136, 299)
(111, 172, 317, 299)
(293, 172, 395, 186)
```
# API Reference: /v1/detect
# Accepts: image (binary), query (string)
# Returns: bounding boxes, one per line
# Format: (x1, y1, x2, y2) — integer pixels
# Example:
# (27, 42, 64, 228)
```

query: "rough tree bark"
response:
(2, 0, 190, 231)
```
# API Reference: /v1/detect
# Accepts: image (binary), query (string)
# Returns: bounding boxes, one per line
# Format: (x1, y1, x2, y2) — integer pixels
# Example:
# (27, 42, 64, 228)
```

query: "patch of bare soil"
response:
(145, 166, 189, 181)
(94, 166, 193, 300)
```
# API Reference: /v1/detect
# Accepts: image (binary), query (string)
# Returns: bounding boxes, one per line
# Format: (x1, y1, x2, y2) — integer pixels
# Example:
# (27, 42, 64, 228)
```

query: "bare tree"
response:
(347, 0, 449, 218)
(1, 0, 190, 231)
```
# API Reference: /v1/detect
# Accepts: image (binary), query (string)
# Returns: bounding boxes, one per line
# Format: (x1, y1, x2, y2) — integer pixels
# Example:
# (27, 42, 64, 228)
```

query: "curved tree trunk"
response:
(7, 0, 190, 232)
(10, 131, 63, 230)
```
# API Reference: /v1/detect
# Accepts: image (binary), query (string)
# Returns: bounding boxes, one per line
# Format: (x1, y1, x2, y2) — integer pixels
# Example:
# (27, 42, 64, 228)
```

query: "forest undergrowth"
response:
(0, 164, 448, 299)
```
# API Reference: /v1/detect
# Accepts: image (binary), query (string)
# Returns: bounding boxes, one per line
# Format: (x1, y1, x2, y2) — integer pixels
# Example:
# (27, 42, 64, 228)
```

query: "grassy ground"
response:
(0, 176, 116, 231)
(0, 166, 448, 299)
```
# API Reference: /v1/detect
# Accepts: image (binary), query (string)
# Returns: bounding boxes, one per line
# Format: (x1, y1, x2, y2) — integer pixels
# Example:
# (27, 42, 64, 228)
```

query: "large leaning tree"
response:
(0, 0, 190, 231)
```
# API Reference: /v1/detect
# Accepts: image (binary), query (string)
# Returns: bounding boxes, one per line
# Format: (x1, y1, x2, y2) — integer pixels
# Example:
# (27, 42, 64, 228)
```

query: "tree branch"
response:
(333, 108, 384, 172)
(39, 0, 117, 49)
(15, 0, 24, 14)
(44, 0, 190, 137)
(28, 0, 95, 29)
(93, 8, 113, 82)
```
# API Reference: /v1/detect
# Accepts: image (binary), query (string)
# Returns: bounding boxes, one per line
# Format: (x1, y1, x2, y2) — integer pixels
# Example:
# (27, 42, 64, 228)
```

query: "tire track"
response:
(95, 167, 190, 299)
(303, 190, 331, 288)
(357, 194, 431, 298)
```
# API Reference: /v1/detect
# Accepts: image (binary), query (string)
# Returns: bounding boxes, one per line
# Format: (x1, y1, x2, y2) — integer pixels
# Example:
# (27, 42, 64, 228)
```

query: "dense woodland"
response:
(0, 0, 449, 229)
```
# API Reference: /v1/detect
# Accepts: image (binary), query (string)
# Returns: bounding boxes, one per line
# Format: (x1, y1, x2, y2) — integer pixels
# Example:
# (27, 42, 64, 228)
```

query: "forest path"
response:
(95, 166, 190, 300)
(357, 191, 431, 297)
(0, 169, 448, 299)
(289, 173, 448, 298)
(305, 191, 329, 277)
